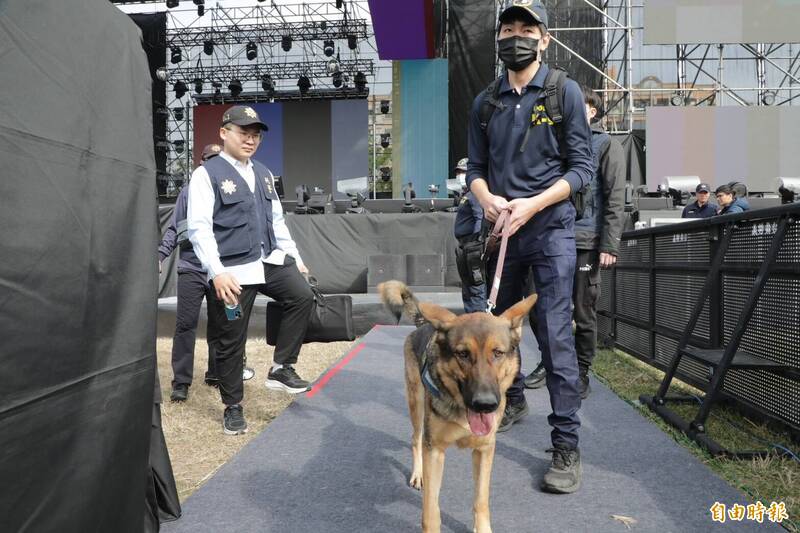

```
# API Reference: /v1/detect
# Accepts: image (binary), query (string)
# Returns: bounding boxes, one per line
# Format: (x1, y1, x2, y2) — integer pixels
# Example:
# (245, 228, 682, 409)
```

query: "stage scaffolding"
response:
(114, 1, 389, 198)
(544, 1, 800, 134)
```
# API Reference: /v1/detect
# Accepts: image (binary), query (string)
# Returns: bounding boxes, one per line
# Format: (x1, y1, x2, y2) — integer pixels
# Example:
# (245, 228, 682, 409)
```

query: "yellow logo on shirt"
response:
(531, 104, 554, 127)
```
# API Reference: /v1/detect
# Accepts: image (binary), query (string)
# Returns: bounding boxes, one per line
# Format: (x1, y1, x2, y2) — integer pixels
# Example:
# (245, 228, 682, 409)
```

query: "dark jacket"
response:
(158, 187, 204, 274)
(719, 203, 745, 215)
(682, 200, 717, 219)
(454, 192, 484, 240)
(731, 197, 750, 211)
(574, 123, 626, 254)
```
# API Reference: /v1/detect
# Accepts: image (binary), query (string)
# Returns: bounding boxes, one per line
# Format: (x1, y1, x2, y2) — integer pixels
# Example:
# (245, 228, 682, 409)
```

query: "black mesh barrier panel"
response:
(598, 314, 613, 343)
(609, 204, 800, 434)
(618, 236, 650, 265)
(655, 273, 710, 339)
(654, 230, 710, 264)
(598, 268, 613, 313)
(616, 321, 651, 359)
(615, 271, 650, 323)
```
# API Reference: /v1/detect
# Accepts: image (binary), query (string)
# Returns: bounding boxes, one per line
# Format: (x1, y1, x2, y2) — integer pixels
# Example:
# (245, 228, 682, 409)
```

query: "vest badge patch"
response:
(220, 179, 237, 195)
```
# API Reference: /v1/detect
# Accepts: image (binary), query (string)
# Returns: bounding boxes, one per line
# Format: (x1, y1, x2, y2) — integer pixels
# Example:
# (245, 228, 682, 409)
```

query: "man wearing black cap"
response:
(682, 183, 716, 218)
(187, 106, 315, 435)
(467, 0, 593, 493)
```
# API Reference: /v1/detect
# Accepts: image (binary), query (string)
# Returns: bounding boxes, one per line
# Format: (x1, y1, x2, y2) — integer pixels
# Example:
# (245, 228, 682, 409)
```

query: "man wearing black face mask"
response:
(467, 0, 593, 494)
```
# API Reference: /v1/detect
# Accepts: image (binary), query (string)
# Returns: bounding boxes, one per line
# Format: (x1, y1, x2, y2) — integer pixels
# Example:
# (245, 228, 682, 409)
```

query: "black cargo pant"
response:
(574, 249, 600, 371)
(207, 256, 315, 406)
(171, 269, 221, 388)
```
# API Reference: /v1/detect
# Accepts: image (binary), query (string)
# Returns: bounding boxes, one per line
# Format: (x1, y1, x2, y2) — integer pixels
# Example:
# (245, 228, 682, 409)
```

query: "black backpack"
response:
(477, 66, 588, 220)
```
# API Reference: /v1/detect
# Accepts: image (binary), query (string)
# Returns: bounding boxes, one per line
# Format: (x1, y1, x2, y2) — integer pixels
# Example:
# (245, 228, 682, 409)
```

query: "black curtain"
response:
(0, 1, 159, 531)
(448, 0, 497, 172)
(620, 130, 646, 188)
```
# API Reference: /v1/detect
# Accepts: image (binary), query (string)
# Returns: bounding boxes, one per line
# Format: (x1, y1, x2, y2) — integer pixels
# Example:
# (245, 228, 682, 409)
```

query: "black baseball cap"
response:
(201, 143, 222, 161)
(696, 183, 711, 193)
(221, 105, 268, 131)
(499, 0, 548, 28)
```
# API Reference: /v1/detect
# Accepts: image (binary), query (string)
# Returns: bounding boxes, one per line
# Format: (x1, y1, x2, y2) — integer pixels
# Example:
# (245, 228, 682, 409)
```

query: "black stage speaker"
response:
(407, 254, 444, 290)
(367, 254, 406, 292)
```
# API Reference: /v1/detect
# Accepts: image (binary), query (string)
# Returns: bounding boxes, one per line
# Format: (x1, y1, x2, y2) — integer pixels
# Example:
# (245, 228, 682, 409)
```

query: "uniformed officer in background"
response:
(467, 0, 593, 493)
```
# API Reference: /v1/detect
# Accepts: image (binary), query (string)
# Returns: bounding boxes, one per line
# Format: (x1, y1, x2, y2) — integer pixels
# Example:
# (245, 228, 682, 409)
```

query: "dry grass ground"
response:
(156, 337, 354, 501)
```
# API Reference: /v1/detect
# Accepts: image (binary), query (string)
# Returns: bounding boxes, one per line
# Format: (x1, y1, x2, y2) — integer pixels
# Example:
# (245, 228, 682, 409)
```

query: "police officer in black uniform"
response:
(682, 183, 716, 218)
(467, 0, 593, 493)
(187, 106, 315, 435)
(453, 157, 487, 313)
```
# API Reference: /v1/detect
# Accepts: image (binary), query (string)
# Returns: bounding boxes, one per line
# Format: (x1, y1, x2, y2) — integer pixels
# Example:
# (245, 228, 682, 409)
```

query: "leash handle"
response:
(486, 209, 511, 313)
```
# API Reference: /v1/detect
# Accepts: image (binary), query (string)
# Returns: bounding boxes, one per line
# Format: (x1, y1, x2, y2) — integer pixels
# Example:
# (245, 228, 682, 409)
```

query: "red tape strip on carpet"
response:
(306, 342, 366, 399)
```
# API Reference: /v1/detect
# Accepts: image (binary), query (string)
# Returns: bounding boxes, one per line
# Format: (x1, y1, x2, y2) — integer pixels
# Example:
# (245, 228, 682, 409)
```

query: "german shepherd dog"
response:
(379, 281, 537, 533)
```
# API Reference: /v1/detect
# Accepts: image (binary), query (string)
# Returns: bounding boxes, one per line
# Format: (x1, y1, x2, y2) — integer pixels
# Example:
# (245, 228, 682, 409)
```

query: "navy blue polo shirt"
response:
(466, 64, 593, 200)
(682, 200, 717, 219)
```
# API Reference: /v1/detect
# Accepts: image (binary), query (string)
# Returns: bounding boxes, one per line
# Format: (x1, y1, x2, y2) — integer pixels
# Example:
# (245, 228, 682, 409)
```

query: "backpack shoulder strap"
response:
(543, 66, 569, 161)
(478, 76, 506, 132)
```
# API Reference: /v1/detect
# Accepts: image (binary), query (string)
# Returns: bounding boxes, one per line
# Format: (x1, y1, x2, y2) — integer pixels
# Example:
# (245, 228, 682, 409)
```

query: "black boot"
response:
(496, 398, 529, 433)
(542, 445, 582, 494)
(523, 362, 546, 389)
(578, 366, 591, 400)
(170, 383, 189, 402)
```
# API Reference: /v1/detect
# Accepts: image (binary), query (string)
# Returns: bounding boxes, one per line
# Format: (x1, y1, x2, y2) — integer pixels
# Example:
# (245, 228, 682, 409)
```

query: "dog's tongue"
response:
(466, 410, 496, 436)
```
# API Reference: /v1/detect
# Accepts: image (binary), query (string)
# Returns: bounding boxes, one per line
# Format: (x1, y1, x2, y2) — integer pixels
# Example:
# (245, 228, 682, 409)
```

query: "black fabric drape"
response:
(0, 1, 159, 531)
(448, 0, 497, 171)
(158, 204, 179, 298)
(620, 131, 646, 188)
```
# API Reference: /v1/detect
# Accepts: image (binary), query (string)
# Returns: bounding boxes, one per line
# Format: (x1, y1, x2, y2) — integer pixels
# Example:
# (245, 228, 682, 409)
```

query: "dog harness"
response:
(420, 335, 442, 398)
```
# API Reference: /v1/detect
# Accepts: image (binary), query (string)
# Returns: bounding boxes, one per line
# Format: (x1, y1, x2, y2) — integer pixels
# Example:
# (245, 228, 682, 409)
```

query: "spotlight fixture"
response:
(213, 87, 223, 104)
(380, 166, 392, 182)
(297, 75, 311, 96)
(323, 39, 335, 57)
(332, 71, 343, 88)
(336, 0, 344, 8)
(155, 67, 169, 82)
(347, 34, 358, 50)
(173, 80, 188, 98)
(246, 41, 257, 61)
(261, 74, 275, 99)
(669, 92, 684, 106)
(170, 46, 182, 64)
(203, 39, 214, 55)
(281, 35, 292, 52)
(193, 0, 204, 16)
(380, 100, 390, 114)
(762, 91, 777, 106)
(173, 140, 185, 154)
(380, 133, 391, 149)
(228, 79, 243, 98)
(166, 0, 179, 8)
(354, 71, 367, 94)
(319, 21, 328, 31)
(172, 106, 184, 121)
(193, 77, 203, 94)
(326, 57, 340, 74)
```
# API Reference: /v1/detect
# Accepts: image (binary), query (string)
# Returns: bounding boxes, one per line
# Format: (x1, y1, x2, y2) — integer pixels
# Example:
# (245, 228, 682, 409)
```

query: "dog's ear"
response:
(418, 302, 456, 331)
(499, 294, 538, 339)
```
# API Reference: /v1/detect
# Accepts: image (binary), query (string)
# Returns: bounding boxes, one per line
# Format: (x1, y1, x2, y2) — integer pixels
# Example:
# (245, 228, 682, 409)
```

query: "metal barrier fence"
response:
(598, 203, 800, 446)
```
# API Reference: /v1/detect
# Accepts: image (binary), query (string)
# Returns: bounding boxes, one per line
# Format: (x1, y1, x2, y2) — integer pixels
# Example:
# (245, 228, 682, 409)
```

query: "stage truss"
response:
(544, 0, 800, 134)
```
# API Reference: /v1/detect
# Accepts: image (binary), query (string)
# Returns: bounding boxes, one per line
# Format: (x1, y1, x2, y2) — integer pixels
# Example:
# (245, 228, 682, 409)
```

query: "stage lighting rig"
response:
(173, 80, 188, 98)
(156, 67, 169, 82)
(172, 106, 184, 121)
(193, 0, 204, 17)
(380, 100, 390, 114)
(298, 75, 311, 95)
(354, 71, 367, 94)
(323, 39, 335, 57)
(203, 39, 214, 55)
(332, 71, 343, 88)
(380, 133, 391, 149)
(213, 86, 223, 104)
(229, 79, 243, 97)
(173, 140, 185, 154)
(380, 166, 392, 182)
(326, 56, 340, 74)
(347, 34, 358, 50)
(156, 106, 169, 119)
(762, 91, 777, 106)
(170, 46, 182, 64)
(193, 78, 203, 94)
(262, 74, 275, 99)
(281, 35, 292, 52)
(246, 42, 257, 61)
(669, 92, 684, 106)
(166, 0, 179, 8)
